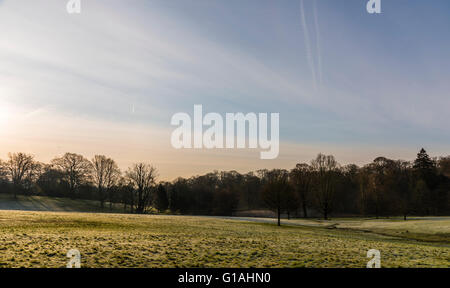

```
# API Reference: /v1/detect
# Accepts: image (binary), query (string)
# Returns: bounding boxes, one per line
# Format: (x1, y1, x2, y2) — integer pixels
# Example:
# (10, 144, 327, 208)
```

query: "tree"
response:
(414, 148, 435, 174)
(412, 179, 429, 215)
(212, 187, 239, 216)
(23, 161, 43, 193)
(154, 183, 169, 212)
(126, 163, 158, 214)
(357, 166, 371, 216)
(390, 160, 412, 220)
(242, 172, 262, 210)
(168, 178, 191, 213)
(92, 155, 107, 208)
(438, 156, 450, 178)
(283, 187, 299, 220)
(105, 159, 121, 211)
(4, 153, 37, 198)
(413, 148, 437, 214)
(216, 171, 240, 215)
(52, 153, 92, 199)
(290, 163, 312, 218)
(365, 157, 395, 218)
(311, 154, 339, 220)
(413, 148, 436, 186)
(36, 165, 66, 197)
(261, 169, 291, 226)
(91, 155, 120, 209)
(116, 177, 135, 213)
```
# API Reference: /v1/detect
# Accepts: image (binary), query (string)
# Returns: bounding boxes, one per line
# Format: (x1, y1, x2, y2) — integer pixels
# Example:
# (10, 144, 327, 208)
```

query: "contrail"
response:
(313, 0, 322, 85)
(300, 0, 317, 90)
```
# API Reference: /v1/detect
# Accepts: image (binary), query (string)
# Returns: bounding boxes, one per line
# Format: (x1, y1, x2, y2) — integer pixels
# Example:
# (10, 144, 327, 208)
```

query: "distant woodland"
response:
(0, 148, 448, 221)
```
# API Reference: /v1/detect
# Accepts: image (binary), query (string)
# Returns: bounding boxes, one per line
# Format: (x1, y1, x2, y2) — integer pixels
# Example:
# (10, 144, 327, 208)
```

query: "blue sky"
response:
(0, 0, 449, 179)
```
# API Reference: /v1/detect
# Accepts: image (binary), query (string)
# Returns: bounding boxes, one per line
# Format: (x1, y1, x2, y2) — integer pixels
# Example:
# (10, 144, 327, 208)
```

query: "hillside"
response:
(0, 194, 124, 213)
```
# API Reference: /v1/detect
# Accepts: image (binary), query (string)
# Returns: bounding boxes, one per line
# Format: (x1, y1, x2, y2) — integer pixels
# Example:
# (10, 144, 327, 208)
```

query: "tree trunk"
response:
(302, 201, 308, 218)
(98, 185, 104, 209)
(277, 207, 281, 226)
(136, 188, 144, 214)
(109, 190, 112, 211)
(70, 180, 76, 200)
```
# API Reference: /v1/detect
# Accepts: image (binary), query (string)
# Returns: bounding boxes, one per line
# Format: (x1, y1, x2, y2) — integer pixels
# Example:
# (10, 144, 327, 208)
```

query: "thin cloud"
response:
(299, 0, 317, 90)
(313, 0, 323, 85)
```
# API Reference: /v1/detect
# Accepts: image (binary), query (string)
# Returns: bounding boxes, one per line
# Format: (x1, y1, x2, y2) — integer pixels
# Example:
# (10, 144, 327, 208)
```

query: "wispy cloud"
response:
(299, 0, 317, 90)
(0, 0, 448, 179)
(313, 0, 323, 85)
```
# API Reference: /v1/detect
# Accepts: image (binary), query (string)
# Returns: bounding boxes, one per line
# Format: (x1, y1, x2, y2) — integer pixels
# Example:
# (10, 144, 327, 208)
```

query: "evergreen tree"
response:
(413, 148, 437, 214)
(413, 148, 435, 174)
(413, 148, 437, 187)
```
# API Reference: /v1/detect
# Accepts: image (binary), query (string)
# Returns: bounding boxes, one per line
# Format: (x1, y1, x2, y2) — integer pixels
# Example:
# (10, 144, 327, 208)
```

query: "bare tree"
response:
(105, 158, 121, 210)
(261, 169, 291, 226)
(23, 161, 43, 192)
(438, 156, 450, 178)
(0, 160, 8, 182)
(154, 183, 169, 213)
(117, 177, 135, 213)
(92, 155, 121, 209)
(4, 153, 36, 198)
(366, 157, 395, 218)
(126, 163, 158, 214)
(290, 163, 312, 218)
(52, 153, 92, 199)
(311, 153, 339, 220)
(357, 165, 371, 216)
(92, 155, 107, 207)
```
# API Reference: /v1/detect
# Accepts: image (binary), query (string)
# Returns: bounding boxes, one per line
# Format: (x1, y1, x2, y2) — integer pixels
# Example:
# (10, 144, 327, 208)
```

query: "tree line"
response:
(0, 153, 157, 214)
(0, 149, 448, 222)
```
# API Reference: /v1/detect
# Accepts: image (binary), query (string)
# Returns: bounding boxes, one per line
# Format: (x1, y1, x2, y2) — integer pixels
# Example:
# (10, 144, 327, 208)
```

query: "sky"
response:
(0, 0, 449, 180)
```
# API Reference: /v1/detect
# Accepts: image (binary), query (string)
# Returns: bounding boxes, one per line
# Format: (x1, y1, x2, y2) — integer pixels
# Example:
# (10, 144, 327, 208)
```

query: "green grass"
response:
(0, 210, 448, 268)
(282, 217, 450, 243)
(0, 194, 125, 213)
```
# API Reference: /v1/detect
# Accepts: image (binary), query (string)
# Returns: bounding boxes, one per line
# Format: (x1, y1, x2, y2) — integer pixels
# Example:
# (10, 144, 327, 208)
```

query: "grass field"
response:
(0, 194, 124, 213)
(226, 216, 450, 243)
(0, 210, 448, 268)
